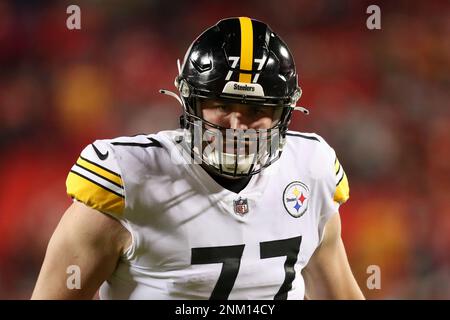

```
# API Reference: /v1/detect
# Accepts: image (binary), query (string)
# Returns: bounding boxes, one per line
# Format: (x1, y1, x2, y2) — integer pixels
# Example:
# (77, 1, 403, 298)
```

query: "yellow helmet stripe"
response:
(238, 17, 253, 83)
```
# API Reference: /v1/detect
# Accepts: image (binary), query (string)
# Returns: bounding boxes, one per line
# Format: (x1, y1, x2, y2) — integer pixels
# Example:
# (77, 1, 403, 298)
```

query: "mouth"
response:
(201, 128, 275, 159)
(205, 136, 254, 154)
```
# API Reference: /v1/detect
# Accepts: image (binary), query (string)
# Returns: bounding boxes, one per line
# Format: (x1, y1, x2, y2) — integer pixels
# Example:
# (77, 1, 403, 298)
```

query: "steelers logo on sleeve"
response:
(283, 181, 310, 218)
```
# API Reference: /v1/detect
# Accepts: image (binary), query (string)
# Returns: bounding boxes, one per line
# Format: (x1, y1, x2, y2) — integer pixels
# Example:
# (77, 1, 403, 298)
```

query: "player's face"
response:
(196, 98, 283, 162)
(200, 99, 283, 130)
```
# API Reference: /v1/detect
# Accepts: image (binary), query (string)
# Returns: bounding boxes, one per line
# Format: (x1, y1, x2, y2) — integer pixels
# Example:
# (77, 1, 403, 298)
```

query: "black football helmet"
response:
(160, 17, 308, 177)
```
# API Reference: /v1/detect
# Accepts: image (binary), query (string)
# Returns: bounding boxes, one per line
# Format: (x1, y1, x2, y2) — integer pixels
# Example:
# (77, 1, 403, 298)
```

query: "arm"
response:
(31, 201, 131, 299)
(302, 212, 365, 300)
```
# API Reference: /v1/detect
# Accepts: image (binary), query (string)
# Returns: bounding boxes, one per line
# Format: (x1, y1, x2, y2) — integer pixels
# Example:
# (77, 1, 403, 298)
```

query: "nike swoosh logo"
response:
(92, 143, 109, 160)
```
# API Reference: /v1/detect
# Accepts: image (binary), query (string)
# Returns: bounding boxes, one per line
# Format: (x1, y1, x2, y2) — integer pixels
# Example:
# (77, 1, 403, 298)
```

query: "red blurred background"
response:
(0, 0, 449, 299)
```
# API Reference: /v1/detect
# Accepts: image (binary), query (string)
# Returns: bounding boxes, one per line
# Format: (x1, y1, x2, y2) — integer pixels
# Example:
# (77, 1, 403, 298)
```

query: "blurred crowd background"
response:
(0, 0, 449, 299)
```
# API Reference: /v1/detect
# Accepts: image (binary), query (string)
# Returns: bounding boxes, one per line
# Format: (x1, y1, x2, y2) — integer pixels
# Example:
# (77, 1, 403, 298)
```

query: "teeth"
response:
(218, 152, 256, 173)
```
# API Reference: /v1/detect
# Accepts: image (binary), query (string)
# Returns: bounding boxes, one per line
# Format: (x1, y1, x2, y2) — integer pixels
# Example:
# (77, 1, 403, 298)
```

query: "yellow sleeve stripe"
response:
(69, 170, 124, 198)
(334, 158, 341, 175)
(74, 162, 122, 189)
(76, 156, 122, 187)
(239, 17, 253, 83)
(334, 171, 349, 204)
(66, 171, 125, 215)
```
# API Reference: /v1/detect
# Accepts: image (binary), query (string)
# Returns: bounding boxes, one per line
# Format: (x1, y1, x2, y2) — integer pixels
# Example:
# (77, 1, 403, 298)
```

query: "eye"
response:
(216, 105, 227, 113)
(254, 107, 271, 116)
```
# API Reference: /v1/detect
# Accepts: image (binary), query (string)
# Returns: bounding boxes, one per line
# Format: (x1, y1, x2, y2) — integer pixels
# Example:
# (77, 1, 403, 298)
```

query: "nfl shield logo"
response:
(233, 197, 249, 215)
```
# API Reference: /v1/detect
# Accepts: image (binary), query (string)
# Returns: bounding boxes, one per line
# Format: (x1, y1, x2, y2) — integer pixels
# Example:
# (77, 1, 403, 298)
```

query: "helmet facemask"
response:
(177, 86, 295, 177)
(159, 17, 309, 178)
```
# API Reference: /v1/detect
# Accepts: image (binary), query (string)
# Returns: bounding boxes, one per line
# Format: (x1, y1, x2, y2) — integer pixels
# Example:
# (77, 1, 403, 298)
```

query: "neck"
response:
(201, 164, 252, 193)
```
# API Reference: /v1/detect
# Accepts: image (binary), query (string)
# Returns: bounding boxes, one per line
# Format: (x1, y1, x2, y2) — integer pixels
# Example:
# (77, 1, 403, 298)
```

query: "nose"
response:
(229, 110, 249, 130)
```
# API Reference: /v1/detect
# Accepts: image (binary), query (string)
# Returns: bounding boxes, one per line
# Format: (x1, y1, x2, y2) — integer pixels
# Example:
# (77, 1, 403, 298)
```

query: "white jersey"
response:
(66, 129, 349, 300)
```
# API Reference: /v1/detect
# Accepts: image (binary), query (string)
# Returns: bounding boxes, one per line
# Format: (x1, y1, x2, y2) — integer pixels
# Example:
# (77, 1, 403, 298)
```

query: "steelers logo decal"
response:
(283, 181, 310, 218)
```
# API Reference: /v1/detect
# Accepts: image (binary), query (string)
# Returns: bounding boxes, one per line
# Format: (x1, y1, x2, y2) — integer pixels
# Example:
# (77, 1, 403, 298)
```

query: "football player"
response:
(32, 17, 364, 300)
